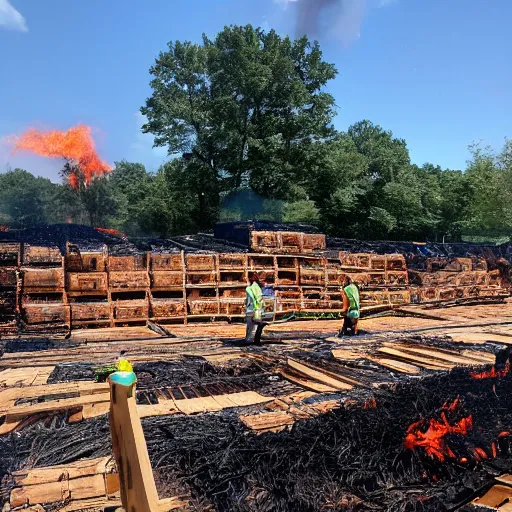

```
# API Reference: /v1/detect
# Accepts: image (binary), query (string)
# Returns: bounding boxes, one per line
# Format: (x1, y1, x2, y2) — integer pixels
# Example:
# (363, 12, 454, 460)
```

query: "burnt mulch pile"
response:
(2, 361, 512, 512)
(2, 338, 77, 353)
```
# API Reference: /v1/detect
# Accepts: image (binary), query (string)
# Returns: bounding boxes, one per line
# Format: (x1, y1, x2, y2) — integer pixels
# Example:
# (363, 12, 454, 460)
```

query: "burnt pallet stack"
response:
(0, 243, 19, 333)
(408, 257, 503, 304)
(20, 244, 70, 331)
(0, 227, 508, 332)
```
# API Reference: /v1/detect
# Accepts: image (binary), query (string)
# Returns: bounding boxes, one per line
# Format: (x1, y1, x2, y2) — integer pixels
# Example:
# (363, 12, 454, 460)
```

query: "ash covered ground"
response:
(2, 350, 512, 512)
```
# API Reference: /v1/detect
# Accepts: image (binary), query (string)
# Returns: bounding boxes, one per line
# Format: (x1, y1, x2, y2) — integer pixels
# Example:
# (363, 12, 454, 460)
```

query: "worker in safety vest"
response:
(339, 276, 360, 336)
(245, 272, 263, 344)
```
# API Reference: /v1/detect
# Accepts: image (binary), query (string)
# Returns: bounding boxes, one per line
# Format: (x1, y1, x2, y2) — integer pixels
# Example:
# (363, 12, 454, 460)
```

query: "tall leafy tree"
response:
(462, 142, 512, 237)
(0, 169, 57, 228)
(141, 24, 337, 224)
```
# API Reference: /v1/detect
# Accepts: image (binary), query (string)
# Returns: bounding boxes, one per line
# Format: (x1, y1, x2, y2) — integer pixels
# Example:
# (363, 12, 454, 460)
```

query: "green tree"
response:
(462, 142, 512, 236)
(138, 159, 217, 237)
(141, 24, 337, 228)
(108, 161, 152, 235)
(0, 169, 58, 228)
(305, 134, 369, 236)
(60, 164, 118, 227)
(283, 200, 320, 223)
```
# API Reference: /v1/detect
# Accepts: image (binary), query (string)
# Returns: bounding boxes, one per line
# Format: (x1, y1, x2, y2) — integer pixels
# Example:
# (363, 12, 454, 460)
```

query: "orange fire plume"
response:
(404, 399, 473, 462)
(94, 227, 127, 239)
(471, 360, 510, 380)
(13, 125, 111, 187)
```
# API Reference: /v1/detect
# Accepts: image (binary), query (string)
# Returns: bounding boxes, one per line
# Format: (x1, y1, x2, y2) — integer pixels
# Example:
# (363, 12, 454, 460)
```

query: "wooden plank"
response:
(0, 416, 23, 435)
(496, 474, 512, 487)
(330, 349, 363, 361)
(376, 347, 455, 370)
(157, 496, 190, 511)
(287, 358, 353, 390)
(0, 382, 109, 407)
(472, 484, 512, 508)
(449, 332, 512, 345)
(58, 497, 122, 512)
(221, 391, 273, 408)
(0, 366, 54, 386)
(382, 342, 488, 366)
(173, 396, 223, 414)
(367, 357, 421, 374)
(278, 369, 338, 393)
(137, 401, 180, 419)
(10, 474, 106, 507)
(462, 349, 495, 363)
(82, 402, 111, 419)
(240, 411, 295, 430)
(210, 394, 240, 409)
(1, 392, 111, 416)
(11, 457, 110, 486)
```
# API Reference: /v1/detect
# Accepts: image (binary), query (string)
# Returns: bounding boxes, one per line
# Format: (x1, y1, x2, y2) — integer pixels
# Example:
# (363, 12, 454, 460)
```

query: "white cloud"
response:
(0, 0, 28, 32)
(273, 0, 298, 6)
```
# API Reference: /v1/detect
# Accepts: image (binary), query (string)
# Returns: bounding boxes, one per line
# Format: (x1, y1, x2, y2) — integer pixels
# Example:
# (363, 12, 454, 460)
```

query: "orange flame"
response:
(404, 399, 473, 462)
(13, 125, 110, 187)
(471, 360, 510, 379)
(472, 447, 488, 461)
(94, 227, 127, 239)
(364, 397, 377, 409)
(442, 397, 460, 412)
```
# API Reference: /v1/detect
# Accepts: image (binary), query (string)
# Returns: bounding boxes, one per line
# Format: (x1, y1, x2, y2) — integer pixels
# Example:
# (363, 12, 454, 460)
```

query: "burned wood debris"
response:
(0, 223, 510, 333)
(2, 325, 512, 511)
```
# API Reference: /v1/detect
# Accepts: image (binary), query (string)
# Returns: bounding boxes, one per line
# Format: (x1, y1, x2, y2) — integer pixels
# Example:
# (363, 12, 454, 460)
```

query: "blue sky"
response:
(0, 0, 510, 182)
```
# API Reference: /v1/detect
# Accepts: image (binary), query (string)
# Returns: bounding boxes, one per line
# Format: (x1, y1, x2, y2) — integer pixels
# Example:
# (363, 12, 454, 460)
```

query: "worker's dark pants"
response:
(340, 316, 359, 336)
(245, 315, 265, 344)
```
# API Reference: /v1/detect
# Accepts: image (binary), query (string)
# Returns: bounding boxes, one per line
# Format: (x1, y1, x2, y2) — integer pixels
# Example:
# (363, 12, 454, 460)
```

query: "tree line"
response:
(1, 25, 511, 242)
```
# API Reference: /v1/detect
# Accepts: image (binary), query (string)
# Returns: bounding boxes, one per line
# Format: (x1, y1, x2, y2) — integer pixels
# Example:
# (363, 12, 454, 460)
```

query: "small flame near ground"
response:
(94, 227, 127, 239)
(363, 397, 377, 409)
(404, 398, 472, 462)
(12, 125, 111, 188)
(471, 360, 510, 379)
(405, 397, 511, 465)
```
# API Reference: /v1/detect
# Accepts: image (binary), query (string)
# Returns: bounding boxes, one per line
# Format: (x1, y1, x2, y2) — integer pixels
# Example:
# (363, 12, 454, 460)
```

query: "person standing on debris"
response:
(339, 276, 360, 336)
(245, 272, 263, 344)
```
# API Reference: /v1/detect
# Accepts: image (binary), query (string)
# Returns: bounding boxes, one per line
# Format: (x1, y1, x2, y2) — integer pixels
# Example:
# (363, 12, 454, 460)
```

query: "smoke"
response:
(11, 125, 111, 188)
(285, 0, 367, 47)
(221, 189, 284, 222)
(0, 0, 28, 32)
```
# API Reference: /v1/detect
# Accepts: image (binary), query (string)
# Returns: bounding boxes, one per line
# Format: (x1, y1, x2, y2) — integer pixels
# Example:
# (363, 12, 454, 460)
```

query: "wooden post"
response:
(108, 372, 183, 512)
(109, 372, 187, 512)
(109, 372, 157, 512)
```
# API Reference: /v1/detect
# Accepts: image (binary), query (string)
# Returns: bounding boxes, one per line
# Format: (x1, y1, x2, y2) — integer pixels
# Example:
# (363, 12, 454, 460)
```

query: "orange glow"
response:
(94, 227, 127, 239)
(13, 125, 110, 187)
(471, 360, 510, 379)
(459, 457, 468, 463)
(472, 447, 488, 461)
(491, 442, 497, 458)
(404, 399, 472, 462)
(442, 396, 460, 411)
(498, 431, 510, 438)
(364, 397, 377, 409)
